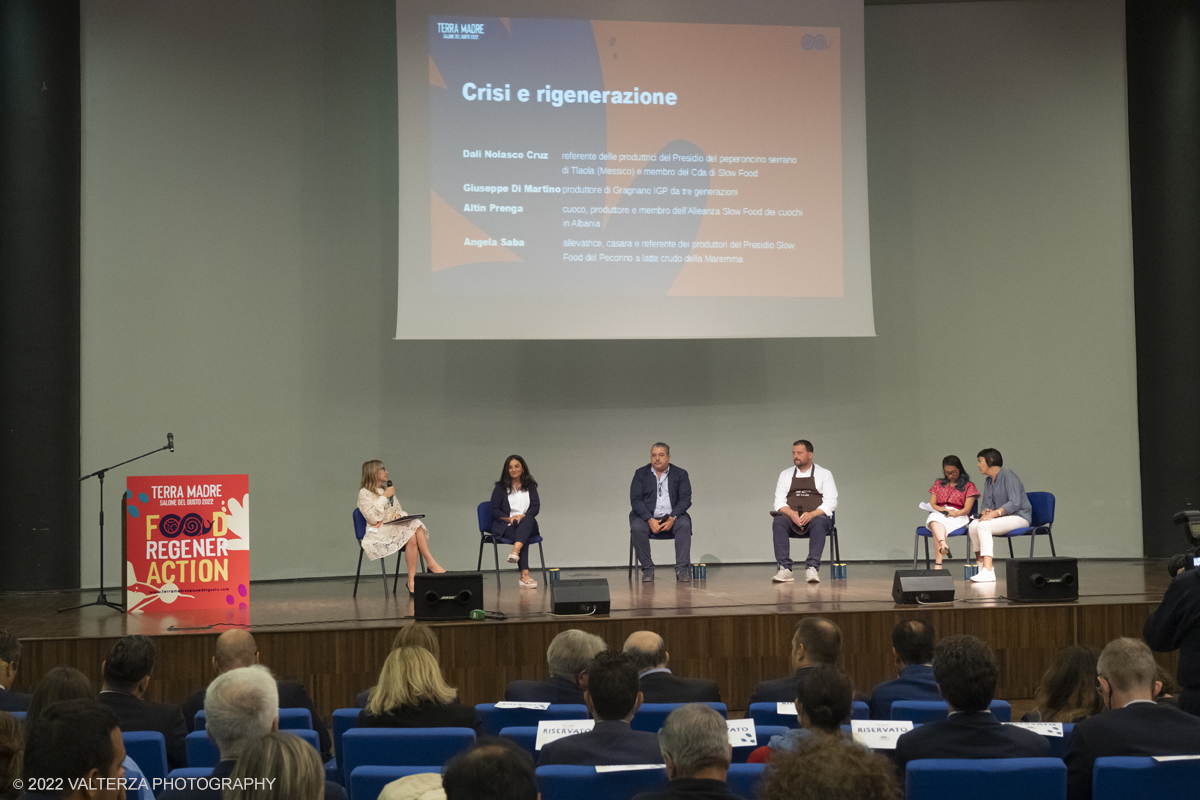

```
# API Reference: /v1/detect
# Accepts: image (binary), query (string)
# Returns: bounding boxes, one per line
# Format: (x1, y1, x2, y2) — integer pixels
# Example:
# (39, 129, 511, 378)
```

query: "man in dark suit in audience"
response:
(869, 620, 940, 720)
(159, 665, 346, 800)
(442, 738, 538, 800)
(180, 628, 331, 761)
(624, 631, 721, 704)
(1064, 637, 1200, 800)
(0, 629, 31, 712)
(748, 617, 843, 704)
(634, 704, 743, 800)
(96, 634, 188, 771)
(22, 699, 126, 800)
(538, 650, 663, 766)
(505, 629, 607, 705)
(894, 635, 1048, 775)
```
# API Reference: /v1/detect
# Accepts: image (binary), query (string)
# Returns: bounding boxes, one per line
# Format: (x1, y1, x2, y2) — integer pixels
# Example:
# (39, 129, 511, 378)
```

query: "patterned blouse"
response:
(929, 480, 980, 510)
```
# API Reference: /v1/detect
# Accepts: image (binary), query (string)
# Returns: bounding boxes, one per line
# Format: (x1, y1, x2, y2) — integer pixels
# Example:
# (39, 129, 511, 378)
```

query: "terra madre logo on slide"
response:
(436, 20, 485, 41)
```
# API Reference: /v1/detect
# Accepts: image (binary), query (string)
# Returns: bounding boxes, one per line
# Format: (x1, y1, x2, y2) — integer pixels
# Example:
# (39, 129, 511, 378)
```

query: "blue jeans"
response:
(772, 513, 831, 570)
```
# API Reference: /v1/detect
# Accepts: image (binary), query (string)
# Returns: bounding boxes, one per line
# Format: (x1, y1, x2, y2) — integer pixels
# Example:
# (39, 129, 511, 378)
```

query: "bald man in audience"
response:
(624, 631, 721, 704)
(749, 617, 845, 705)
(181, 629, 330, 761)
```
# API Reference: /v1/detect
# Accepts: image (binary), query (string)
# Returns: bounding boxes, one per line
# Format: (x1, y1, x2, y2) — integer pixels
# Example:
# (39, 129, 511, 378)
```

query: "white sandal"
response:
(507, 549, 520, 563)
(518, 577, 537, 588)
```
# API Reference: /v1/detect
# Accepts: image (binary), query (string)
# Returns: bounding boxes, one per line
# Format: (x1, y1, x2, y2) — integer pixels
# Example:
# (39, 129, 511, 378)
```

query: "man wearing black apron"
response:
(772, 439, 838, 583)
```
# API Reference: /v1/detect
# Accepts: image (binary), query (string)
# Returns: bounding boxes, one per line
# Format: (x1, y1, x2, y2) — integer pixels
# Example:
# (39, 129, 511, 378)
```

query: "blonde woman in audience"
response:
(356, 624, 449, 708)
(358, 460, 446, 595)
(226, 731, 324, 800)
(360, 647, 482, 735)
(1022, 646, 1104, 723)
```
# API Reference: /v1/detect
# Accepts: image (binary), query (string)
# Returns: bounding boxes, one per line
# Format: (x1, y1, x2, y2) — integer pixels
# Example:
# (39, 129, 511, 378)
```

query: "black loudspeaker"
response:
(551, 578, 610, 615)
(1006, 558, 1079, 603)
(892, 570, 956, 604)
(414, 571, 483, 620)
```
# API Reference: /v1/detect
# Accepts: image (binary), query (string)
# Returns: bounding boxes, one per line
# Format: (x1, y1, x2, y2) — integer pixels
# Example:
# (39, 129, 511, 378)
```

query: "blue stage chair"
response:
(732, 726, 786, 763)
(331, 707, 362, 785)
(351, 508, 425, 598)
(726, 763, 767, 798)
(785, 511, 841, 580)
(498, 726, 538, 759)
(537, 765, 667, 800)
(994, 491, 1057, 557)
(341, 728, 475, 799)
(187, 728, 320, 768)
(1092, 755, 1200, 800)
(349, 766, 440, 800)
(195, 707, 312, 731)
(905, 757, 1066, 800)
(891, 699, 1011, 723)
(475, 501, 547, 583)
(122, 731, 168, 788)
(475, 703, 589, 736)
(632, 702, 727, 732)
(913, 513, 975, 569)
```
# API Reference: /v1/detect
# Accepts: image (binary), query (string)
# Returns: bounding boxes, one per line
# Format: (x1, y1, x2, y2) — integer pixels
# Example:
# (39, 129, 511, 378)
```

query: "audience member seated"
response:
(748, 664, 853, 763)
(869, 621, 939, 720)
(537, 650, 662, 766)
(0, 711, 21, 800)
(359, 647, 481, 735)
(749, 617, 843, 704)
(180, 629, 331, 759)
(0, 631, 30, 713)
(894, 635, 1049, 775)
(1020, 645, 1103, 723)
(227, 731, 326, 800)
(357, 624, 446, 708)
(1154, 664, 1182, 708)
(505, 629, 606, 705)
(624, 632, 721, 704)
(160, 665, 346, 800)
(633, 704, 742, 800)
(1064, 637, 1200, 800)
(25, 666, 154, 800)
(379, 774, 444, 800)
(442, 738, 536, 800)
(759, 732, 899, 800)
(21, 698, 125, 800)
(96, 634, 188, 771)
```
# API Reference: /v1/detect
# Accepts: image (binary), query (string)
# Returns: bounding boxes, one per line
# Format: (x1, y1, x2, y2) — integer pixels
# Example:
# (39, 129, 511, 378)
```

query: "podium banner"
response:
(124, 474, 249, 614)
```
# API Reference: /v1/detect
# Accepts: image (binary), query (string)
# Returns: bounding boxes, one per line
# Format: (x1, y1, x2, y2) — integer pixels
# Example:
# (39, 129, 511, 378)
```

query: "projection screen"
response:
(396, 1, 873, 339)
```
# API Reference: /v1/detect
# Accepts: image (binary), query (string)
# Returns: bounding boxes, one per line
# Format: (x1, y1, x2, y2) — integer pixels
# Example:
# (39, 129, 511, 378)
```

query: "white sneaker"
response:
(970, 567, 996, 583)
(805, 567, 820, 583)
(772, 568, 794, 583)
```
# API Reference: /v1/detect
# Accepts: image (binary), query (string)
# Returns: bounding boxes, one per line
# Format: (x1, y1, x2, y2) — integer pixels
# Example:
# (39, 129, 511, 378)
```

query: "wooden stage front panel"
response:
(1, 561, 1178, 725)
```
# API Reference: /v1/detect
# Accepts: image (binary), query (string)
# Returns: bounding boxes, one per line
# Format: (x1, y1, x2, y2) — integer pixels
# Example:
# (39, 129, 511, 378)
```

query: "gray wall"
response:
(80, 0, 1138, 585)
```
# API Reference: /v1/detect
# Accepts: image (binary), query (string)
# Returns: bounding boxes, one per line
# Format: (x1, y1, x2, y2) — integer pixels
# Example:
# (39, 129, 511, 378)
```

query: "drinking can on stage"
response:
(832, 562, 848, 580)
(548, 568, 560, 584)
(691, 563, 707, 580)
(964, 562, 980, 580)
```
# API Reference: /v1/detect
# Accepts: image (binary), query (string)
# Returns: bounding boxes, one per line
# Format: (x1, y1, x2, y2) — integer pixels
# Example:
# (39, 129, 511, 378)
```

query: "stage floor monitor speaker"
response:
(414, 571, 483, 620)
(1006, 558, 1078, 603)
(551, 578, 610, 615)
(892, 570, 956, 604)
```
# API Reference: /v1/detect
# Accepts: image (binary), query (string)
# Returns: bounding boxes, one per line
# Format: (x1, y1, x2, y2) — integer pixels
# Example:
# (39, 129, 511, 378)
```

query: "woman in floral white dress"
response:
(357, 460, 445, 594)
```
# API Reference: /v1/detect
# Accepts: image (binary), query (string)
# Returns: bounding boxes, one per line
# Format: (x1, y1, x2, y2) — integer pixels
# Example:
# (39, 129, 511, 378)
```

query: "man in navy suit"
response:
(625, 631, 721, 704)
(0, 629, 31, 712)
(630, 443, 693, 583)
(869, 620, 940, 719)
(748, 617, 842, 705)
(1064, 637, 1200, 800)
(505, 629, 607, 705)
(96, 635, 189, 771)
(538, 651, 663, 766)
(894, 635, 1049, 775)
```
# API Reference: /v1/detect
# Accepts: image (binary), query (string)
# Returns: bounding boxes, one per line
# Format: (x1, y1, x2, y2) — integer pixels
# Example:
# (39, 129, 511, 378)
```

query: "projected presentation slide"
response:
(429, 17, 842, 298)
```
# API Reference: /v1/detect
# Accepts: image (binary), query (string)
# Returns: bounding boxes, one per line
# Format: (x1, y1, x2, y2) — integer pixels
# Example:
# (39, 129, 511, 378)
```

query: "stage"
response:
(1, 559, 1177, 723)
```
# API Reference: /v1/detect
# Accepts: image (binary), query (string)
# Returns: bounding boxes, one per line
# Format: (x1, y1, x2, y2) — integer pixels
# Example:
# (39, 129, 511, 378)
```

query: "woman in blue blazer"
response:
(490, 454, 541, 588)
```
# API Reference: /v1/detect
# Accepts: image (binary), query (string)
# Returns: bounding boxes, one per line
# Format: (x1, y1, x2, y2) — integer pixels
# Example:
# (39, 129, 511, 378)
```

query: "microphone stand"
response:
(59, 438, 174, 613)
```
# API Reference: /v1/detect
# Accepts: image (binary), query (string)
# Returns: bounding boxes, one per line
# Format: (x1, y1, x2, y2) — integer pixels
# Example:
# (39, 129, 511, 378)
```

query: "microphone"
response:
(168, 433, 174, 453)
(386, 479, 394, 505)
(470, 609, 508, 621)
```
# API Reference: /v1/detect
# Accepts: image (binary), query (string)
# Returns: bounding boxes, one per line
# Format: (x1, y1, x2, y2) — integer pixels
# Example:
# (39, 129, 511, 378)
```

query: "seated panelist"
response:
(923, 455, 979, 569)
(771, 439, 837, 584)
(490, 454, 541, 589)
(357, 459, 445, 596)
(629, 442, 693, 583)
